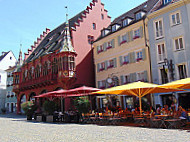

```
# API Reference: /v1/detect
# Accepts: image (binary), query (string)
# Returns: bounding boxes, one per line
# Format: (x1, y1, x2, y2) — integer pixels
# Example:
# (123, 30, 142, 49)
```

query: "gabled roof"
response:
(0, 51, 10, 62)
(24, 11, 84, 64)
(95, 0, 159, 42)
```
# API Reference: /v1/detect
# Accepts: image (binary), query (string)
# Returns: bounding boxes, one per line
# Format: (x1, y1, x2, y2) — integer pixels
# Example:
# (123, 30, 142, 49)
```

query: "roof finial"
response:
(65, 6, 68, 23)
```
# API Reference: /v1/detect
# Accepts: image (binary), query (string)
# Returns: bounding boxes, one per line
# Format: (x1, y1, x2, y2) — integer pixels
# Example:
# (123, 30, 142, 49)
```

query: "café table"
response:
(164, 119, 181, 129)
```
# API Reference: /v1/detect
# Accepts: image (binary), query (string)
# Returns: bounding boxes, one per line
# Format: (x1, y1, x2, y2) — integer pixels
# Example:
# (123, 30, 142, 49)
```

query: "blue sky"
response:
(0, 0, 146, 59)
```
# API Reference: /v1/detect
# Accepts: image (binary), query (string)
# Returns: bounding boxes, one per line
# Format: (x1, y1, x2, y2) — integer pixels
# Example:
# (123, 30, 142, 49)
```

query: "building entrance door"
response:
(11, 103, 14, 112)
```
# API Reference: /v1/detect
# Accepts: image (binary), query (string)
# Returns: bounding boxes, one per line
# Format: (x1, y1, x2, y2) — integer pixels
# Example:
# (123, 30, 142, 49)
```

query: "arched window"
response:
(52, 58, 58, 74)
(28, 68, 33, 80)
(43, 62, 48, 76)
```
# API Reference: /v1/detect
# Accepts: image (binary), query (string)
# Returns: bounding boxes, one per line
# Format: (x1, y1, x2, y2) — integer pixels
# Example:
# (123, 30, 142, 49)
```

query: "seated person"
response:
(156, 106, 161, 115)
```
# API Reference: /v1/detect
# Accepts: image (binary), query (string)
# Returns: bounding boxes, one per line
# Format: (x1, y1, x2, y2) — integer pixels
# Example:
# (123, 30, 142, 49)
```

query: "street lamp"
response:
(163, 58, 175, 81)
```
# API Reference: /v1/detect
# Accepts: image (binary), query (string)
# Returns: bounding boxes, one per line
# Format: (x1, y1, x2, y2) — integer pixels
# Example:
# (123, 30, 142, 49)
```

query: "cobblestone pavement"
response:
(0, 114, 190, 142)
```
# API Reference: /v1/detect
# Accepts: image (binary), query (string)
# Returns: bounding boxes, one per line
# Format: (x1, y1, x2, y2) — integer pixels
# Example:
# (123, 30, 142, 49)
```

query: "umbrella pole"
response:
(139, 97, 142, 116)
(61, 96, 63, 113)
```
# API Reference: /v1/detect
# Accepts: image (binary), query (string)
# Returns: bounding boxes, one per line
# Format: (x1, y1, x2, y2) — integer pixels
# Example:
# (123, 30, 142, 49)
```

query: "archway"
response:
(20, 94, 26, 114)
(28, 92, 36, 101)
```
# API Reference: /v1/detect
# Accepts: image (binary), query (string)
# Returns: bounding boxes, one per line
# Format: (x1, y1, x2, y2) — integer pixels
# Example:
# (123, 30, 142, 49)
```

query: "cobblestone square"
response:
(0, 114, 190, 142)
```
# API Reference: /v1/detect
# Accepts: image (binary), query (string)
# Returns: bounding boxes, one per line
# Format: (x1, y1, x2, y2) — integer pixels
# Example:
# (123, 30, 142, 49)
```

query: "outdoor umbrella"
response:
(160, 77, 190, 89)
(66, 86, 101, 95)
(93, 81, 184, 115)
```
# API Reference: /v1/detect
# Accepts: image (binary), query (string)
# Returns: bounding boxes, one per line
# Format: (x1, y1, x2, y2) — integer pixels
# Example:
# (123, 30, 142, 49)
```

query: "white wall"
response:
(0, 51, 17, 70)
(0, 69, 7, 89)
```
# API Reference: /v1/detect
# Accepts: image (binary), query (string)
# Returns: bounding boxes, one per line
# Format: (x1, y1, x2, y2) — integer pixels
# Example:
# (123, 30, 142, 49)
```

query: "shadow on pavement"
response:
(0, 113, 26, 119)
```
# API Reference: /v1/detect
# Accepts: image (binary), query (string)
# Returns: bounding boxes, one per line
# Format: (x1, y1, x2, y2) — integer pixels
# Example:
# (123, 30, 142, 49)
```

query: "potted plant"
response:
(21, 101, 37, 120)
(1, 108, 6, 114)
(42, 101, 56, 122)
(74, 97, 90, 122)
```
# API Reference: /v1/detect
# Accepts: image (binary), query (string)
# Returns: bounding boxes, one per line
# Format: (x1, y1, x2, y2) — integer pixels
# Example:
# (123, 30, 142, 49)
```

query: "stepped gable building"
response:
(13, 0, 111, 114)
(93, 0, 158, 109)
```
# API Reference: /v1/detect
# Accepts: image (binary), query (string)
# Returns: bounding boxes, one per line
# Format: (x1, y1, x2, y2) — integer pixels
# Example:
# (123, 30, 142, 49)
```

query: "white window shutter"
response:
(114, 58, 117, 68)
(111, 39, 115, 48)
(144, 70, 148, 82)
(120, 75, 124, 85)
(140, 26, 144, 38)
(118, 36, 121, 46)
(142, 48, 146, 60)
(119, 56, 123, 66)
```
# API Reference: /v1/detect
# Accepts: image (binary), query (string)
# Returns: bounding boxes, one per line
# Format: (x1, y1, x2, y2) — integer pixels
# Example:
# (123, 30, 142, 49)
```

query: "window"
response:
(101, 14, 104, 20)
(155, 19, 164, 38)
(164, 0, 171, 5)
(123, 19, 128, 26)
(123, 55, 129, 64)
(93, 23, 96, 30)
(98, 80, 106, 89)
(107, 59, 114, 69)
(134, 29, 140, 39)
(124, 75, 130, 84)
(178, 64, 187, 79)
(88, 35, 94, 44)
(136, 12, 142, 20)
(112, 25, 116, 32)
(97, 45, 104, 54)
(157, 43, 166, 62)
(160, 68, 168, 84)
(10, 57, 12, 60)
(120, 34, 127, 45)
(174, 37, 184, 50)
(99, 62, 105, 71)
(137, 72, 145, 81)
(106, 41, 112, 49)
(136, 51, 143, 61)
(171, 12, 181, 26)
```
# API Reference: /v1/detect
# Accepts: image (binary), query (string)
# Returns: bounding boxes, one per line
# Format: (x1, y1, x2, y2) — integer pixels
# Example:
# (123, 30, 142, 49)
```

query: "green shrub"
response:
(21, 101, 37, 116)
(74, 97, 90, 114)
(42, 101, 56, 115)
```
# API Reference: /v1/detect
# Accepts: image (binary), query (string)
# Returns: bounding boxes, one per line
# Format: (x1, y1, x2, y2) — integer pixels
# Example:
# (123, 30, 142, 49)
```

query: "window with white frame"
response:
(112, 25, 116, 32)
(97, 45, 104, 54)
(136, 51, 143, 61)
(123, 55, 129, 64)
(107, 41, 112, 49)
(137, 72, 145, 81)
(178, 64, 187, 79)
(171, 12, 181, 26)
(134, 29, 140, 39)
(135, 12, 145, 20)
(99, 62, 105, 71)
(164, 0, 171, 5)
(174, 37, 184, 50)
(123, 19, 128, 26)
(98, 80, 106, 89)
(155, 19, 164, 38)
(124, 75, 130, 84)
(107, 59, 114, 69)
(157, 43, 166, 62)
(160, 68, 168, 84)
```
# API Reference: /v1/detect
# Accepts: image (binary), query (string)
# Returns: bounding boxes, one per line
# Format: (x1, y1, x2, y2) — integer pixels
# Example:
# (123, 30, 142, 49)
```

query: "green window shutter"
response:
(129, 52, 132, 63)
(114, 58, 117, 68)
(103, 43, 107, 51)
(144, 70, 148, 82)
(140, 26, 144, 38)
(97, 46, 99, 54)
(142, 48, 146, 60)
(97, 63, 100, 72)
(119, 56, 123, 66)
(120, 75, 124, 85)
(130, 31, 133, 41)
(126, 33, 129, 42)
(105, 61, 108, 70)
(118, 36, 121, 46)
(111, 39, 115, 48)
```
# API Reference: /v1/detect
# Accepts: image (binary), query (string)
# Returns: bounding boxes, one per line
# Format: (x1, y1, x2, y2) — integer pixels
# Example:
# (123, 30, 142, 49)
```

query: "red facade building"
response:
(13, 0, 111, 114)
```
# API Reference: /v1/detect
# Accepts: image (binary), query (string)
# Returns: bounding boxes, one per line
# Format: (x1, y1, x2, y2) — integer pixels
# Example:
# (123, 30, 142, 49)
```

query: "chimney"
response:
(46, 28, 50, 33)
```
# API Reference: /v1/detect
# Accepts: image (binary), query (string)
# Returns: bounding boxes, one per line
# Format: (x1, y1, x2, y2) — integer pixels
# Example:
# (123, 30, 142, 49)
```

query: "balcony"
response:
(19, 74, 58, 90)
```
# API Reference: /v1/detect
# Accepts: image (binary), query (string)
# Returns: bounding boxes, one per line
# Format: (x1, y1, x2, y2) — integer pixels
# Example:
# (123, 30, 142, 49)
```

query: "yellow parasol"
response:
(160, 77, 190, 89)
(93, 81, 184, 115)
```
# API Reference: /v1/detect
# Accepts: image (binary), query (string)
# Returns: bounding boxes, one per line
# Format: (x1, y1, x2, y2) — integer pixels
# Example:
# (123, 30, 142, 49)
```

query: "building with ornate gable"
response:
(13, 0, 111, 114)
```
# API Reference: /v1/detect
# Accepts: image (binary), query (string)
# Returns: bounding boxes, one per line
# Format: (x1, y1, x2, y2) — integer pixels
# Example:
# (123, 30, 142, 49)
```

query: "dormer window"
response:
(101, 29, 110, 37)
(163, 0, 171, 5)
(112, 24, 120, 32)
(135, 12, 145, 20)
(123, 18, 132, 27)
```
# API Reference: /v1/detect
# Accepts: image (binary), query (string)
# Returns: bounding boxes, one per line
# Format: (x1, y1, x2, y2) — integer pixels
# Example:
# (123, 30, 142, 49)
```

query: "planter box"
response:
(36, 116, 42, 122)
(46, 115, 54, 122)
